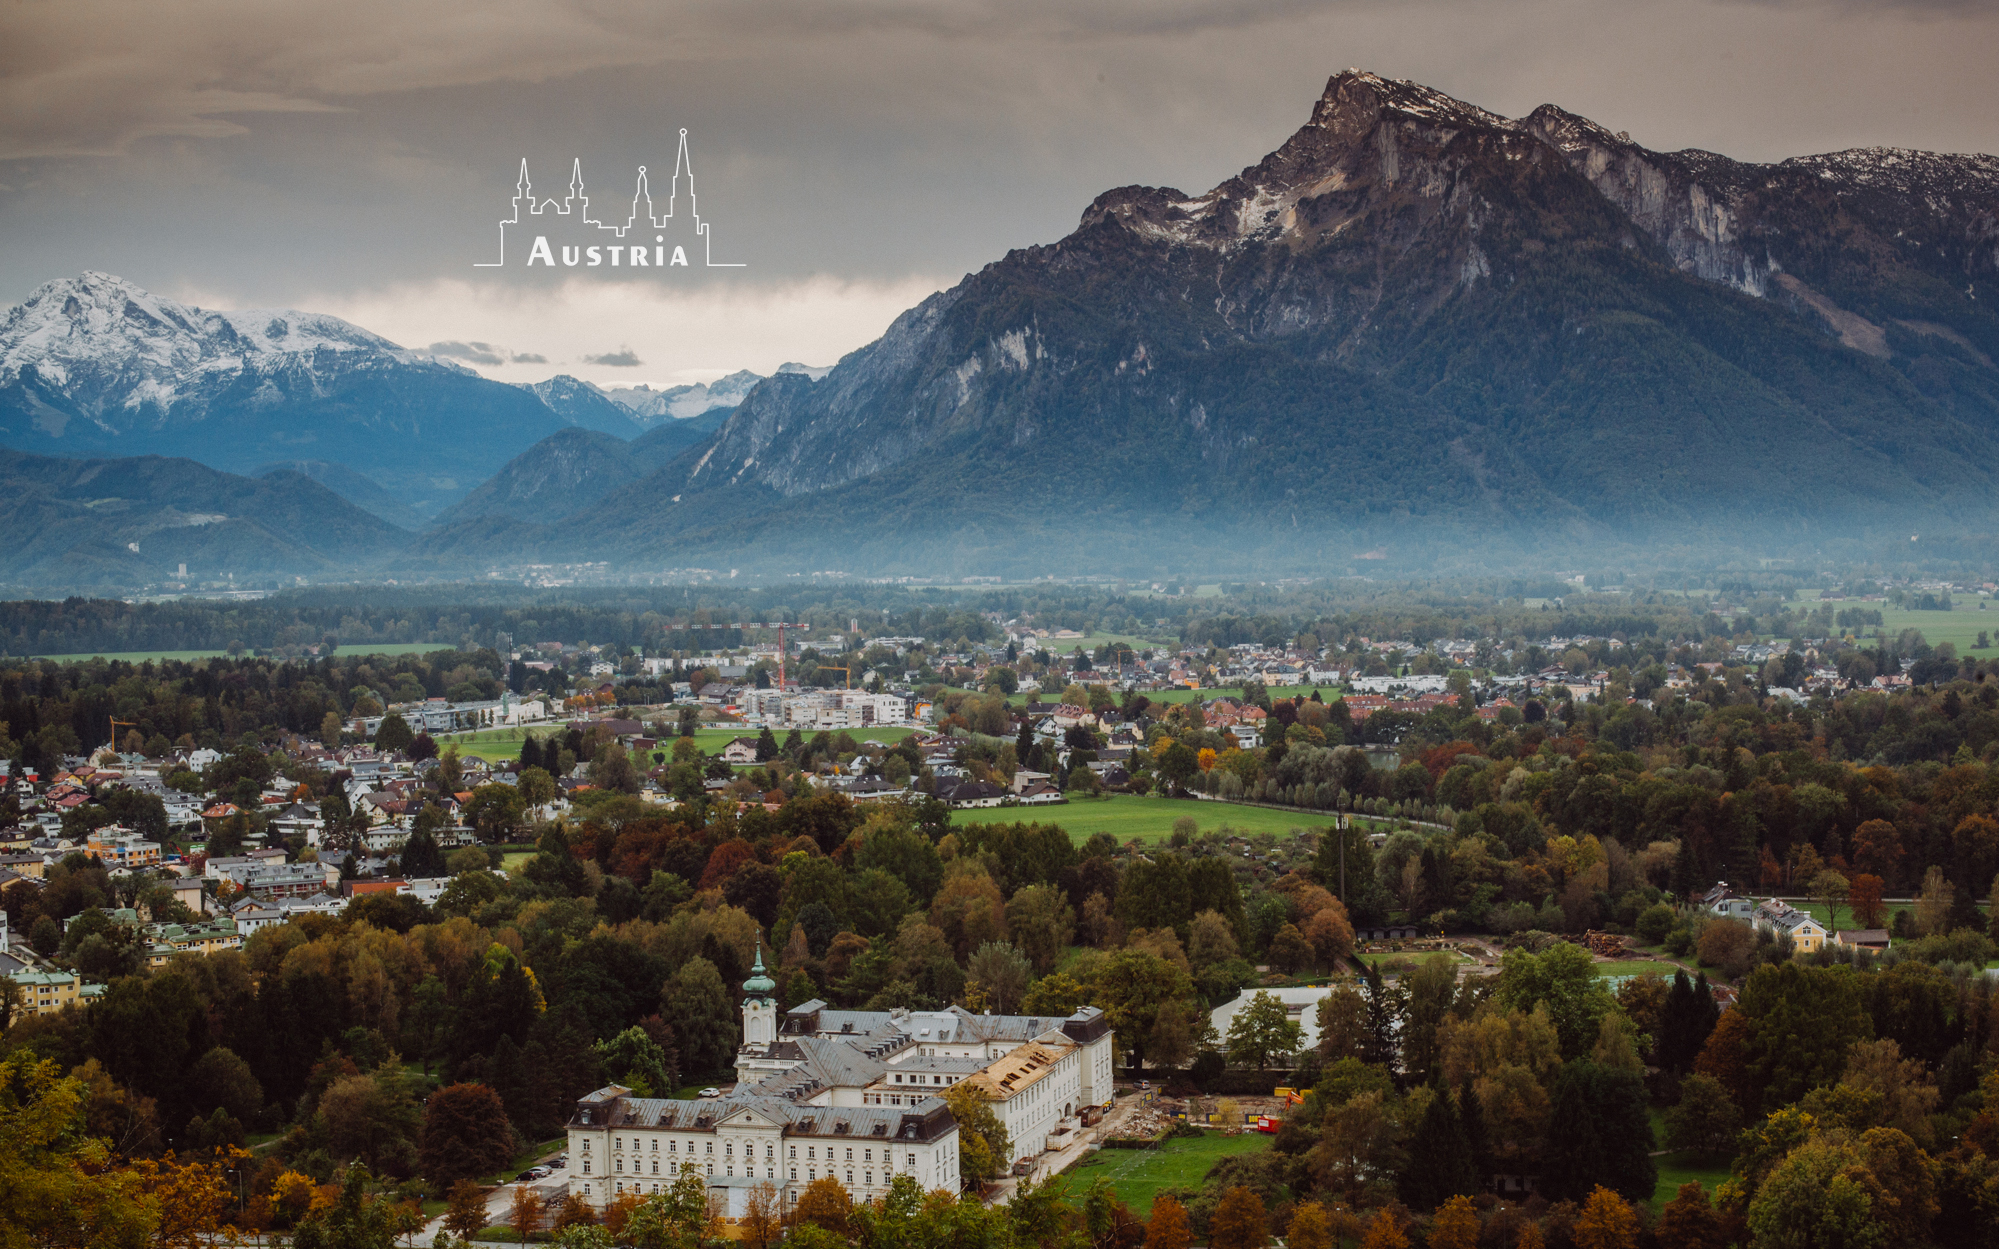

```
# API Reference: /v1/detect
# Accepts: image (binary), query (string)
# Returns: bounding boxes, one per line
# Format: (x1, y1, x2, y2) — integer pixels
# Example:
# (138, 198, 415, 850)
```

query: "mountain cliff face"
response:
(526, 70, 1999, 572)
(0, 272, 569, 510)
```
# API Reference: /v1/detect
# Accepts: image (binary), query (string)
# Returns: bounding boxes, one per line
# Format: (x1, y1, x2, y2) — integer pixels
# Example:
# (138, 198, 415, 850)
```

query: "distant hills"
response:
(0, 447, 407, 588)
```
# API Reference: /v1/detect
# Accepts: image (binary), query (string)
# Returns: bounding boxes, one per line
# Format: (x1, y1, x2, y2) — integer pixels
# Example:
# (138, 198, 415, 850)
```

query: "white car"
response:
(698, 1087, 722, 1098)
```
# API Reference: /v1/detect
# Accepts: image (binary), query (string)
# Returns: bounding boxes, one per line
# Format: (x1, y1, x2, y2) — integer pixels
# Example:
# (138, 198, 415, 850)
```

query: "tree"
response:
(1810, 869, 1852, 932)
(1267, 923, 1312, 974)
(1653, 1182, 1724, 1249)
(422, 1082, 518, 1188)
(320, 710, 344, 749)
(1736, 962, 1873, 1111)
(1745, 1136, 1888, 1249)
(1304, 906, 1355, 966)
(1207, 1185, 1268, 1249)
(943, 1082, 1010, 1188)
(1663, 1073, 1740, 1156)
(1915, 864, 1954, 935)
(1226, 992, 1302, 1069)
(1849, 874, 1887, 929)
(320, 1065, 423, 1178)
(517, 766, 559, 816)
(595, 1025, 676, 1098)
(0, 1053, 156, 1248)
(1090, 948, 1195, 1071)
(1428, 1196, 1480, 1249)
(1494, 942, 1614, 1060)
(443, 1179, 489, 1240)
(1574, 1186, 1639, 1249)
(511, 1187, 546, 1242)
(1145, 1193, 1192, 1249)
(1542, 1061, 1655, 1204)
(966, 942, 1032, 1015)
(661, 957, 737, 1077)
(292, 1166, 407, 1249)
(1399, 1087, 1477, 1211)
(1692, 1008, 1755, 1111)
(793, 1177, 854, 1238)
(1004, 884, 1077, 973)
(1358, 1209, 1409, 1249)
(1285, 1202, 1333, 1249)
(187, 1045, 262, 1125)
(375, 713, 414, 753)
(740, 1181, 782, 1249)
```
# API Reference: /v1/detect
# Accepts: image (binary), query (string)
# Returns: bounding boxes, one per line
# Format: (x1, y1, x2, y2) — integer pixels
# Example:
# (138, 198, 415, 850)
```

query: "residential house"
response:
(1753, 898, 1828, 954)
(1833, 929, 1892, 953)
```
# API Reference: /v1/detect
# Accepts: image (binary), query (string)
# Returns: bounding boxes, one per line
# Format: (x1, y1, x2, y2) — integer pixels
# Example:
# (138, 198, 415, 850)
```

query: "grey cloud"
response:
(512, 352, 548, 363)
(427, 340, 507, 365)
(584, 349, 644, 366)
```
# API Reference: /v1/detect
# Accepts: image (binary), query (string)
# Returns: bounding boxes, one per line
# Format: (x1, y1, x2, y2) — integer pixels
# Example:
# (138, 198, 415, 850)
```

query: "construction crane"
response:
(817, 666, 852, 691)
(108, 717, 139, 753)
(773, 622, 810, 690)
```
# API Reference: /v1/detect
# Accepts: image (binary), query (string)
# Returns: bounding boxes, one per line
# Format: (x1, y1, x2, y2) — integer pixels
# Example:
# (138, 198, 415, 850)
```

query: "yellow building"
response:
(8, 970, 83, 1017)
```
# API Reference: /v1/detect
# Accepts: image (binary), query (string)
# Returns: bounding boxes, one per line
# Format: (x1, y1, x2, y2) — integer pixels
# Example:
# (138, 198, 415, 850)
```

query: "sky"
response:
(5, 0, 1998, 388)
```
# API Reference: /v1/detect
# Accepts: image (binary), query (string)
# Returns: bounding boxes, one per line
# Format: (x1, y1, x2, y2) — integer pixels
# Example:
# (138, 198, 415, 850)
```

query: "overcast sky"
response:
(5, 0, 1997, 387)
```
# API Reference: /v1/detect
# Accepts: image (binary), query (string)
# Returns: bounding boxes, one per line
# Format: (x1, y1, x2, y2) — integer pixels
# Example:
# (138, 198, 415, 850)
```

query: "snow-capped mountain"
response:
(513, 374, 645, 438)
(603, 363, 827, 426)
(0, 272, 569, 511)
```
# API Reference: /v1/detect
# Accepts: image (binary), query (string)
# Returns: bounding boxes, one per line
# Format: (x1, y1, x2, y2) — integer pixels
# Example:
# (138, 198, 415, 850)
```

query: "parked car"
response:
(698, 1087, 722, 1098)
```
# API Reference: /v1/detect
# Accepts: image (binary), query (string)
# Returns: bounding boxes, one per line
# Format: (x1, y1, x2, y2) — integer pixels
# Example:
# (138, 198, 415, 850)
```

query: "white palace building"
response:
(565, 945, 1114, 1221)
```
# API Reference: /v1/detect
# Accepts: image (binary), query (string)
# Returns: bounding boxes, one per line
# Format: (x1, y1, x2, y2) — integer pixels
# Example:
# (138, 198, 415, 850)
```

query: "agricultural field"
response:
(35, 640, 460, 663)
(952, 794, 1327, 844)
(1048, 1130, 1273, 1219)
(1841, 597, 1997, 654)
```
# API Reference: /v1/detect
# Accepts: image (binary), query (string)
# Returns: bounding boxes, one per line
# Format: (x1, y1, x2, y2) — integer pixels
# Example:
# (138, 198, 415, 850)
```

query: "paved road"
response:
(416, 1158, 567, 1241)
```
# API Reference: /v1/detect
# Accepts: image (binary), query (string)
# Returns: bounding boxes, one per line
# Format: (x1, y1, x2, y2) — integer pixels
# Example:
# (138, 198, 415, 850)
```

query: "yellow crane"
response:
(108, 717, 140, 753)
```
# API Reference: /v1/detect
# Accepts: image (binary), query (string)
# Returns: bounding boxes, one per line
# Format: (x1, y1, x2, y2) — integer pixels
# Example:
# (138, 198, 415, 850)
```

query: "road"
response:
(416, 1158, 568, 1242)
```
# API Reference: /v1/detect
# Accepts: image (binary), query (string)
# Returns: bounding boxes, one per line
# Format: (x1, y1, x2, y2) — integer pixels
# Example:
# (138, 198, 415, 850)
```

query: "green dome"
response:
(743, 940, 777, 996)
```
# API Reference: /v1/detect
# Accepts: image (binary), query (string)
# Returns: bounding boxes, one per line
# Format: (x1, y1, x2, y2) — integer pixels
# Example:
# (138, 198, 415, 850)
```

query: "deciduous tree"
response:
(1207, 1185, 1268, 1249)
(421, 1082, 518, 1188)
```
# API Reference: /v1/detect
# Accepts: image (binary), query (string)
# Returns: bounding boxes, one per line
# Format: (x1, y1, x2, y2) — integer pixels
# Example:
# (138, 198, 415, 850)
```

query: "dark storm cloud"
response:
(583, 349, 644, 367)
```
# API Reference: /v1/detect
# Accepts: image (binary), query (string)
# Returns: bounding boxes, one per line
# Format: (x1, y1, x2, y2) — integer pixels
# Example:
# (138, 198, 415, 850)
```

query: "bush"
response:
(1663, 926, 1695, 956)
(1636, 904, 1677, 945)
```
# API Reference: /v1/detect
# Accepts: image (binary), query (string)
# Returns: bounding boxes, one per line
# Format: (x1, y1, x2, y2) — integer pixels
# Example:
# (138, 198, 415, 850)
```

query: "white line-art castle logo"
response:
(475, 129, 744, 269)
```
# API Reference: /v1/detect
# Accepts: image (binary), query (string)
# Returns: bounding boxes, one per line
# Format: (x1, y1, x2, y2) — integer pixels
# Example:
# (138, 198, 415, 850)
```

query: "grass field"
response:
(1050, 1131, 1273, 1219)
(1647, 1109, 1731, 1209)
(34, 640, 460, 663)
(952, 794, 1328, 844)
(1850, 599, 1998, 655)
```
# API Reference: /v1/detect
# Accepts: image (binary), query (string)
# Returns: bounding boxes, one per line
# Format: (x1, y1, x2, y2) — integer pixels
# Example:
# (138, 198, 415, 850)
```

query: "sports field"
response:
(952, 794, 1327, 843)
(35, 640, 460, 663)
(1049, 1130, 1273, 1219)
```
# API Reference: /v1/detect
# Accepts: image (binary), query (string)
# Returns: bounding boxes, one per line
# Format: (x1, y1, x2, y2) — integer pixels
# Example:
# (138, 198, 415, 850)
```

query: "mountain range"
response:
(7, 70, 1999, 586)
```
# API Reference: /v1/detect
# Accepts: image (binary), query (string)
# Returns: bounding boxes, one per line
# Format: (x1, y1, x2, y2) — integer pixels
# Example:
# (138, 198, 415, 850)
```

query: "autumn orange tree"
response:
(1653, 1182, 1725, 1249)
(1144, 1193, 1192, 1249)
(442, 1179, 488, 1240)
(1428, 1195, 1479, 1249)
(1573, 1186, 1639, 1249)
(1358, 1208, 1409, 1249)
(1849, 873, 1887, 928)
(1208, 1185, 1268, 1249)
(792, 1177, 855, 1239)
(1284, 1201, 1332, 1249)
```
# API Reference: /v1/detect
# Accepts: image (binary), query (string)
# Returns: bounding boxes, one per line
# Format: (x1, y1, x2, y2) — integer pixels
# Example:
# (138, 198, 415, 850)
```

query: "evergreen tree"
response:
(519, 735, 542, 771)
(1658, 970, 1696, 1071)
(756, 727, 779, 762)
(1015, 718, 1034, 765)
(1358, 959, 1402, 1068)
(1542, 1061, 1657, 1203)
(1397, 1085, 1477, 1211)
(1458, 1077, 1493, 1189)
